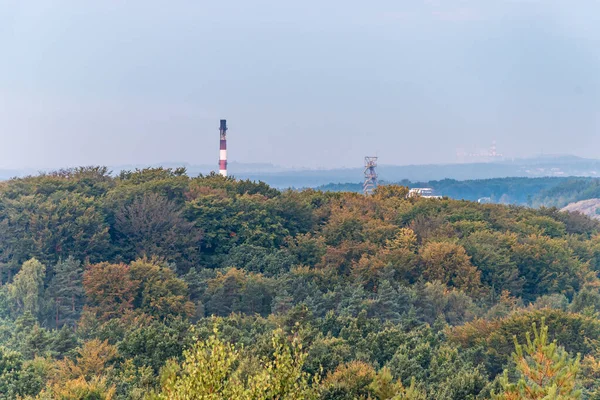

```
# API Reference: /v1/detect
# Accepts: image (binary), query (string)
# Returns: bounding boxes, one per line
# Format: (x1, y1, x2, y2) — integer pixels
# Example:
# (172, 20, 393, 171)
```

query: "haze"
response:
(1, 1, 599, 170)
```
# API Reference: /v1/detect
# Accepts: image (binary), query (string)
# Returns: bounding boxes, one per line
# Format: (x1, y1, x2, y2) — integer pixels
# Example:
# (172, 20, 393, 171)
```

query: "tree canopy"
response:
(0, 167, 597, 398)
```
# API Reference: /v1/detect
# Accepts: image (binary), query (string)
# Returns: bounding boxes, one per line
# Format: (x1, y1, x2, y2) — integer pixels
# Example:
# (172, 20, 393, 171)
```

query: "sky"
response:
(1, 0, 599, 169)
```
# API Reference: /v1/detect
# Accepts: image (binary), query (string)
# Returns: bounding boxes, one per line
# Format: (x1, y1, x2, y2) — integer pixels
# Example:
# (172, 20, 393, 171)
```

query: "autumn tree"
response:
(373, 184, 410, 200)
(83, 262, 139, 320)
(38, 339, 118, 400)
(83, 259, 194, 320)
(448, 309, 600, 378)
(353, 228, 420, 288)
(419, 242, 483, 295)
(129, 258, 194, 318)
(321, 360, 376, 399)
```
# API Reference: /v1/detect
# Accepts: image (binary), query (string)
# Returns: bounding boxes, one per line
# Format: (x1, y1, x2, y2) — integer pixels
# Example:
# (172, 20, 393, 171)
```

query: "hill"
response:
(0, 167, 598, 398)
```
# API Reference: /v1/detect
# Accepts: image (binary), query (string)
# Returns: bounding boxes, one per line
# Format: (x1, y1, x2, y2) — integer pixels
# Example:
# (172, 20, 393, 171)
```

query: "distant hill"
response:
(3, 155, 600, 189)
(234, 155, 600, 188)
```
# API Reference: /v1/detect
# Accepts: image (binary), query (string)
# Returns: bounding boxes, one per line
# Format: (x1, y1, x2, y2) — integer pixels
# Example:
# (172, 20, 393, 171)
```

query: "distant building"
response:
(408, 188, 442, 199)
(456, 140, 504, 163)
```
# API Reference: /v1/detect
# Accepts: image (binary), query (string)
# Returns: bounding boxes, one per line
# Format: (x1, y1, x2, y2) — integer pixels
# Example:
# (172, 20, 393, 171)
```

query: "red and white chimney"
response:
(219, 119, 228, 176)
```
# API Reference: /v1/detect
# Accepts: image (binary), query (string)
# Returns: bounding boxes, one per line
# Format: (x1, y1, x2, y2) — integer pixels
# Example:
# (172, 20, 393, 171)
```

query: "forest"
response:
(0, 167, 599, 398)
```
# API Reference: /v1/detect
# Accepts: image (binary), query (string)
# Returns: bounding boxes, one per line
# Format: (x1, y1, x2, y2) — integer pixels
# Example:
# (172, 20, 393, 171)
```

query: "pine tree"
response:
(369, 367, 404, 399)
(52, 325, 78, 359)
(272, 289, 294, 315)
(338, 285, 366, 317)
(372, 280, 401, 322)
(46, 257, 84, 328)
(493, 318, 582, 399)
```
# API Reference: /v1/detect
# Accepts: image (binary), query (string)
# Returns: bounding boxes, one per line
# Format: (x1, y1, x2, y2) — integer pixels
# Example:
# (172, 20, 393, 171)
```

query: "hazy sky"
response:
(1, 1, 599, 169)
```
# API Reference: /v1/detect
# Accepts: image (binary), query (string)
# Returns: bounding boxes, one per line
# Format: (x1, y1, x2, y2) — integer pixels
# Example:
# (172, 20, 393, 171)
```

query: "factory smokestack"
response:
(219, 119, 228, 177)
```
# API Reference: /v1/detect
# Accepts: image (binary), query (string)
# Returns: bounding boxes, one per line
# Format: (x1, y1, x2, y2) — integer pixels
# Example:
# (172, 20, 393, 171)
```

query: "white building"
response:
(408, 188, 442, 199)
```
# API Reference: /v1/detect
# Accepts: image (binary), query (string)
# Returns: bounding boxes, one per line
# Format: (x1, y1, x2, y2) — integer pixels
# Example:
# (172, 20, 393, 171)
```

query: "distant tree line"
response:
(318, 176, 600, 207)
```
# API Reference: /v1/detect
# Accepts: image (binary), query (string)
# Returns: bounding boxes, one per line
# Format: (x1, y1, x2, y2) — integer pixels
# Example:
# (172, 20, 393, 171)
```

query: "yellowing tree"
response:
(419, 242, 483, 296)
(154, 330, 242, 399)
(493, 319, 582, 399)
(33, 339, 118, 400)
(33, 376, 116, 400)
(151, 328, 316, 400)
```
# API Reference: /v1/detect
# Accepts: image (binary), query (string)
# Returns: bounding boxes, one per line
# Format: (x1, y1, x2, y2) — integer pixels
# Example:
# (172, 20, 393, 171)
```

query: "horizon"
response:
(2, 152, 598, 173)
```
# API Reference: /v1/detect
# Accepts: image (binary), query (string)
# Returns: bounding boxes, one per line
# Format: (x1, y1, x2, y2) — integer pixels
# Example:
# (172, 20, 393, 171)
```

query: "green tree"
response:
(511, 234, 586, 301)
(119, 319, 191, 374)
(462, 230, 524, 296)
(0, 347, 51, 399)
(113, 193, 202, 272)
(0, 346, 26, 399)
(8, 258, 46, 317)
(0, 192, 110, 277)
(51, 325, 78, 358)
(370, 280, 404, 322)
(204, 268, 275, 317)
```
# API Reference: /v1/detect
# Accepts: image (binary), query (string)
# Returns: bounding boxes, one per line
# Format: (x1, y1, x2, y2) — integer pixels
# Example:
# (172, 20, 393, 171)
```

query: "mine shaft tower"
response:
(363, 156, 378, 195)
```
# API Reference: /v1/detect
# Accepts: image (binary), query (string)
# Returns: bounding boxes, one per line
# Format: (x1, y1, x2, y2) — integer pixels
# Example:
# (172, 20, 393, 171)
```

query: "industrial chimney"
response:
(219, 119, 228, 177)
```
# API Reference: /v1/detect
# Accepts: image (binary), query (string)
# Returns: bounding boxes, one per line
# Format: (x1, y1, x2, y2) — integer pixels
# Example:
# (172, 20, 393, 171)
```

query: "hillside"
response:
(0, 167, 599, 398)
